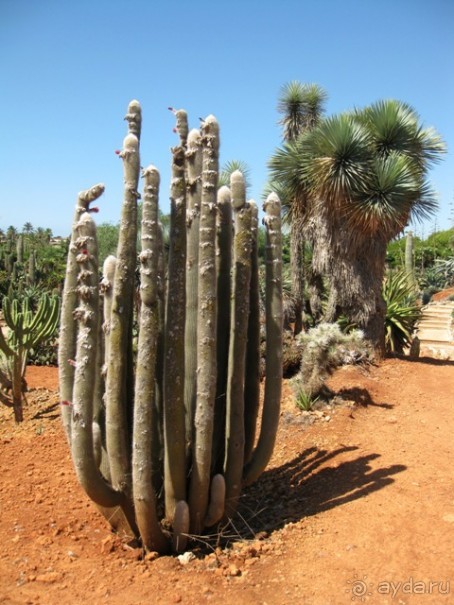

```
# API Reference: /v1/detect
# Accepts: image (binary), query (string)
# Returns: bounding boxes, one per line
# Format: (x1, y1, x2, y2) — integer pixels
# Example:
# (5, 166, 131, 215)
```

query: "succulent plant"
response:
(59, 101, 283, 554)
(0, 293, 60, 422)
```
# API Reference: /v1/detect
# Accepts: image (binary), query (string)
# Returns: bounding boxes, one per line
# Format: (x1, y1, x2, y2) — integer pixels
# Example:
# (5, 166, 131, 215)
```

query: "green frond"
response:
(300, 114, 372, 201)
(345, 154, 438, 238)
(356, 99, 446, 169)
(218, 159, 252, 191)
(277, 81, 328, 141)
(268, 139, 307, 199)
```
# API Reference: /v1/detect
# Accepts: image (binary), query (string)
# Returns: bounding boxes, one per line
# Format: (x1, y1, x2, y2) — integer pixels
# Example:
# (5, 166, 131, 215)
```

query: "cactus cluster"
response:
(0, 294, 60, 422)
(59, 100, 283, 554)
(0, 239, 43, 294)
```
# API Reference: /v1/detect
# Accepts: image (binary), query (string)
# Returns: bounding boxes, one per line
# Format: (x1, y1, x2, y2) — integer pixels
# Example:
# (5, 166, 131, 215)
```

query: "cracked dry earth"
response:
(0, 357, 453, 605)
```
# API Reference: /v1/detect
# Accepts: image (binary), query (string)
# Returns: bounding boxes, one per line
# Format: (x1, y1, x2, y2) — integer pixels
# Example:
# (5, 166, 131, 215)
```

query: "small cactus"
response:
(60, 101, 283, 554)
(0, 293, 60, 422)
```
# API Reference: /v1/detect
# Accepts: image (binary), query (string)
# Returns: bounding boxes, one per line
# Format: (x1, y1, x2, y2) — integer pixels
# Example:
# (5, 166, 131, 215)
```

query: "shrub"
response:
(295, 389, 319, 411)
(383, 271, 422, 353)
(292, 323, 370, 402)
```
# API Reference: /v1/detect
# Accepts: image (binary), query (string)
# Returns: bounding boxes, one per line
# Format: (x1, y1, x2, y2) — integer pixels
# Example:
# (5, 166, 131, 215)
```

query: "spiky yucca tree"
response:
(270, 99, 445, 356)
(275, 82, 327, 333)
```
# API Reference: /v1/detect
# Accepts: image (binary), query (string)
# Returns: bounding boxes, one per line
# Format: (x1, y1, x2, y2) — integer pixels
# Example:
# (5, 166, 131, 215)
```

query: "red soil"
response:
(0, 358, 453, 604)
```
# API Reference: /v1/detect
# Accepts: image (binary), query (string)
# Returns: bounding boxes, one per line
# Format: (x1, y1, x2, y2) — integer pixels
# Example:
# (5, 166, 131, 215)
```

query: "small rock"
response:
(101, 535, 115, 554)
(177, 551, 196, 565)
(36, 571, 61, 584)
(226, 564, 241, 577)
(245, 558, 258, 567)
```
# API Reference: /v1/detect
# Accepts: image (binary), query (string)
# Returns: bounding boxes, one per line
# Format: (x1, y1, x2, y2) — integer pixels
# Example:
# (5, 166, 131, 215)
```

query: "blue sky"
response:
(1, 0, 453, 237)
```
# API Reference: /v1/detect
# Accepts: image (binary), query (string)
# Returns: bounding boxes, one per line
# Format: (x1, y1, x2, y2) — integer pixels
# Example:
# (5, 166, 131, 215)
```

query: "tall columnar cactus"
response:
(0, 293, 60, 422)
(27, 250, 37, 286)
(16, 234, 24, 264)
(60, 101, 283, 554)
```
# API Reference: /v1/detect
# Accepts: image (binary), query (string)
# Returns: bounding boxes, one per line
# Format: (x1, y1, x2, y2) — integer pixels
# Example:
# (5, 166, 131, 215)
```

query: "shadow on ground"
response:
(391, 354, 454, 367)
(31, 400, 60, 420)
(231, 445, 406, 541)
(335, 387, 393, 409)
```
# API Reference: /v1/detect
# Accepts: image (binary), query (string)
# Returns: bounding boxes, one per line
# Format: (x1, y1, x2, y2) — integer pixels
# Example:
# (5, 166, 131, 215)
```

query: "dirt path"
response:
(0, 358, 453, 605)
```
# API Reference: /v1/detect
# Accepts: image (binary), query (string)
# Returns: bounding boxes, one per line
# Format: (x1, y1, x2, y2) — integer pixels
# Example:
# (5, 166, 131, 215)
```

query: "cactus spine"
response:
(61, 101, 282, 554)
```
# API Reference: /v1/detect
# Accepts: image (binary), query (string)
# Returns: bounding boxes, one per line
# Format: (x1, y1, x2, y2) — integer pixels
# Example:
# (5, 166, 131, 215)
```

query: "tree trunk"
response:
(290, 212, 305, 335)
(310, 207, 388, 357)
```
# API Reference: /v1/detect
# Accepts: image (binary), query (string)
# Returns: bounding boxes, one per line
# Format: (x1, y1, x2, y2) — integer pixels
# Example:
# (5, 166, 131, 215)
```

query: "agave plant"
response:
(383, 271, 422, 353)
(434, 257, 454, 287)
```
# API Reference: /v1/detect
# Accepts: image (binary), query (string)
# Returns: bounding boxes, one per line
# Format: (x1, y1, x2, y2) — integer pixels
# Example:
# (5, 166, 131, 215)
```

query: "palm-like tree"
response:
(6, 226, 17, 242)
(275, 82, 328, 333)
(22, 222, 34, 235)
(272, 99, 445, 355)
(277, 81, 328, 141)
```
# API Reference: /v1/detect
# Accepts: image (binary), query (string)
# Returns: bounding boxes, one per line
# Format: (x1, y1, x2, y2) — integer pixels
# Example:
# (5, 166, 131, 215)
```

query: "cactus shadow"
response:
(31, 401, 60, 420)
(335, 387, 394, 409)
(234, 446, 406, 540)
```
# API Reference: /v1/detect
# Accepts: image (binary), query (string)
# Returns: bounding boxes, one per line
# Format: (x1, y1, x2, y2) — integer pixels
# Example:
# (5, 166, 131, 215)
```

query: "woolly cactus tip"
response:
(102, 255, 117, 281)
(122, 133, 139, 152)
(203, 114, 217, 125)
(141, 164, 160, 182)
(173, 109, 188, 143)
(78, 183, 105, 205)
(230, 170, 246, 211)
(187, 128, 202, 147)
(217, 185, 231, 205)
(124, 100, 142, 136)
(263, 192, 281, 215)
(248, 199, 258, 214)
(125, 100, 141, 119)
(201, 114, 218, 134)
(91, 183, 105, 196)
